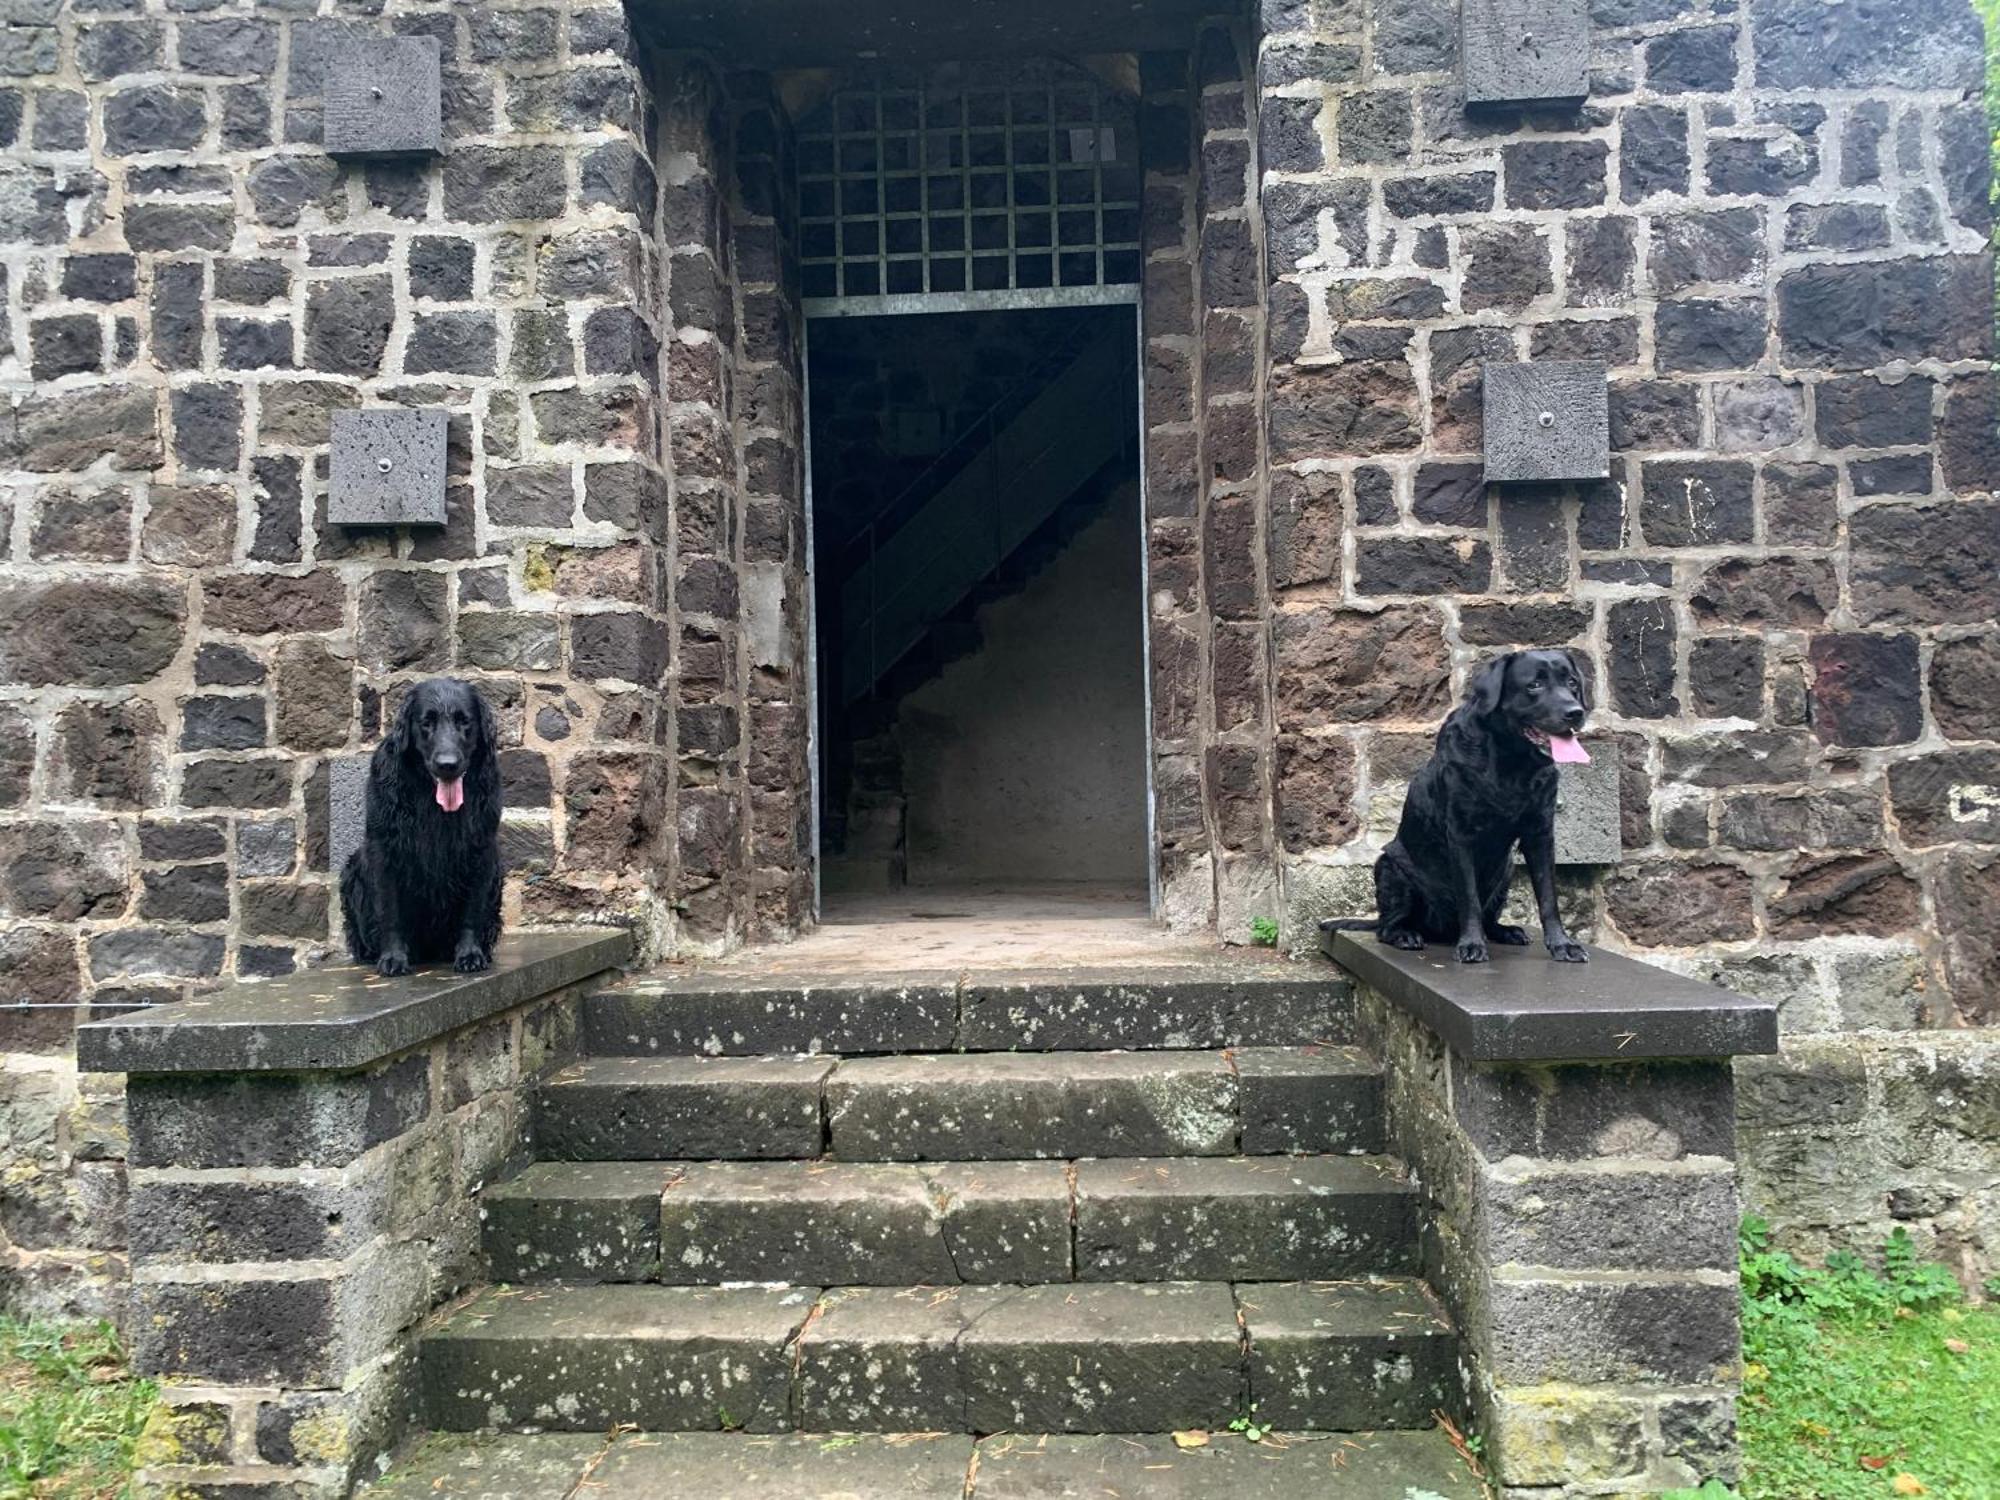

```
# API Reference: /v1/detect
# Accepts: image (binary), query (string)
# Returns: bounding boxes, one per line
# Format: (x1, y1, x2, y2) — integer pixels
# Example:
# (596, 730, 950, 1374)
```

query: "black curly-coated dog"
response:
(1325, 649, 1593, 965)
(340, 678, 502, 976)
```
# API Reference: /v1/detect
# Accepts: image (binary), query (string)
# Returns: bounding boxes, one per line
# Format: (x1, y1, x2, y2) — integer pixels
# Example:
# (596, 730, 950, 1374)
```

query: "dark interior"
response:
(809, 304, 1148, 895)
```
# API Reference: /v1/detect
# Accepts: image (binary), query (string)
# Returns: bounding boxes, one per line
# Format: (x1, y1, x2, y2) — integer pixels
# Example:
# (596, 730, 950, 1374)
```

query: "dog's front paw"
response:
(376, 951, 410, 978)
(1383, 929, 1425, 950)
(1548, 938, 1589, 963)
(454, 946, 491, 974)
(1487, 923, 1530, 945)
(1455, 938, 1490, 964)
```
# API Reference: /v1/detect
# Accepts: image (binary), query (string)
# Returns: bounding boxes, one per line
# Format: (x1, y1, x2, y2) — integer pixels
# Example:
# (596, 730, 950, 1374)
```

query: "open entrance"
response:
(808, 301, 1148, 913)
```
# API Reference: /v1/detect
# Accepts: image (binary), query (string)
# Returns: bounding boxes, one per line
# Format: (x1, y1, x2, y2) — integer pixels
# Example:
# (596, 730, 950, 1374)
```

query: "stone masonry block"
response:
(323, 37, 442, 158)
(131, 1237, 428, 1386)
(126, 1053, 430, 1169)
(1553, 756, 1620, 865)
(328, 409, 448, 526)
(327, 752, 369, 875)
(1462, 0, 1590, 105)
(1483, 359, 1609, 483)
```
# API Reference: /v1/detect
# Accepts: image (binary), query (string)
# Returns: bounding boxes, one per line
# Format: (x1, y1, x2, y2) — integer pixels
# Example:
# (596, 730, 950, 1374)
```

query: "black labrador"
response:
(1327, 649, 1592, 964)
(341, 678, 502, 976)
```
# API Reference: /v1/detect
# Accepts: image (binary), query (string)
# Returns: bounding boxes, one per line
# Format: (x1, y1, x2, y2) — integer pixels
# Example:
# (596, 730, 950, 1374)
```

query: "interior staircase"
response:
(379, 962, 1487, 1496)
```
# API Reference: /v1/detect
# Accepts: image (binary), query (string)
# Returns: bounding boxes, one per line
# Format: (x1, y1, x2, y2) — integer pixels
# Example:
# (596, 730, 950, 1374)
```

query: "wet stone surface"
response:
(481, 1161, 676, 1282)
(1074, 1156, 1416, 1282)
(534, 1055, 834, 1160)
(1240, 1279, 1458, 1430)
(586, 973, 960, 1056)
(959, 1281, 1245, 1433)
(825, 1051, 1239, 1160)
(421, 1282, 815, 1432)
(1235, 1045, 1385, 1154)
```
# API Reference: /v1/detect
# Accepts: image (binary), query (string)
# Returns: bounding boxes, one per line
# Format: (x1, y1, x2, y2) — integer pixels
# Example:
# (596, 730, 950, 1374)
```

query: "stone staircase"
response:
(394, 961, 1483, 1494)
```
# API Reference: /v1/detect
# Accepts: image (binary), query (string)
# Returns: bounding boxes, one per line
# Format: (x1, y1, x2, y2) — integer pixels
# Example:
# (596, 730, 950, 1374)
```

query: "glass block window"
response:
(798, 61, 1142, 304)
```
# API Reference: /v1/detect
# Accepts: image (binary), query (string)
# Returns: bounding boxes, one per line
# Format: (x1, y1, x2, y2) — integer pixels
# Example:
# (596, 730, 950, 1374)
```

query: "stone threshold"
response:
(76, 928, 632, 1074)
(1323, 928, 1777, 1061)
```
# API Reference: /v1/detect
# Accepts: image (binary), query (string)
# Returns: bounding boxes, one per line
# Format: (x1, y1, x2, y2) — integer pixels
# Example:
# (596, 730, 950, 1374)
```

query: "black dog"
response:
(1327, 649, 1592, 964)
(341, 678, 502, 976)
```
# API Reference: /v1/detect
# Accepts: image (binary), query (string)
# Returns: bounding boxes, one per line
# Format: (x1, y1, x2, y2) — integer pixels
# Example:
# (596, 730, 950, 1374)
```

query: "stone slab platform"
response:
(420, 1278, 1456, 1436)
(77, 929, 632, 1073)
(1324, 929, 1778, 1061)
(359, 1428, 1484, 1497)
(587, 957, 1356, 1055)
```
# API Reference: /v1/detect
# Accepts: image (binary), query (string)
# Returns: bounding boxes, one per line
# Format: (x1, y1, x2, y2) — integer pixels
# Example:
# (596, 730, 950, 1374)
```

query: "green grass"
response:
(1723, 1221, 2000, 1500)
(0, 1318, 156, 1500)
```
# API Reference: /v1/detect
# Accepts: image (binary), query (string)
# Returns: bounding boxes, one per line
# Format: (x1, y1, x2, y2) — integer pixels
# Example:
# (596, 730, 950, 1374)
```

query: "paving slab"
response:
(1234, 1046, 1385, 1155)
(826, 1052, 1237, 1159)
(481, 1161, 678, 1282)
(796, 1284, 1015, 1430)
(1073, 1157, 1416, 1281)
(959, 1281, 1244, 1433)
(1239, 1279, 1459, 1431)
(422, 1283, 817, 1432)
(969, 1430, 1485, 1497)
(534, 1055, 833, 1160)
(587, 972, 960, 1056)
(588, 1432, 975, 1497)
(958, 966, 1354, 1050)
(921, 1160, 1074, 1282)
(361, 1431, 610, 1499)
(660, 1161, 957, 1285)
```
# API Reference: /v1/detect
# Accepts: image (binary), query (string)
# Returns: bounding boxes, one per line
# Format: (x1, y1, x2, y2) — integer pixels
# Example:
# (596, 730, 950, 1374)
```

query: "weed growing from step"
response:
(1249, 917, 1279, 947)
(0, 1317, 156, 1499)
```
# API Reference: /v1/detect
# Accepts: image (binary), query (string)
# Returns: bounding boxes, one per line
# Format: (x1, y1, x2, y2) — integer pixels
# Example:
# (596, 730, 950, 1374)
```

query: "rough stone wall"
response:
(1363, 985, 1745, 1497)
(1146, 28, 1277, 937)
(0, 7, 815, 1312)
(1250, 0, 2000, 1269)
(122, 978, 588, 1497)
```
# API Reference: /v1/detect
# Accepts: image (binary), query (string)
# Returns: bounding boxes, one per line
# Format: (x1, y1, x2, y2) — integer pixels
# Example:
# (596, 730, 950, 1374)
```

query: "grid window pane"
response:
(799, 62, 1139, 304)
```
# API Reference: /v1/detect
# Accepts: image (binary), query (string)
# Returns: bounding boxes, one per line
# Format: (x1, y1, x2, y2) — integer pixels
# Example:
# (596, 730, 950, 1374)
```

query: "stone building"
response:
(0, 0, 1996, 1481)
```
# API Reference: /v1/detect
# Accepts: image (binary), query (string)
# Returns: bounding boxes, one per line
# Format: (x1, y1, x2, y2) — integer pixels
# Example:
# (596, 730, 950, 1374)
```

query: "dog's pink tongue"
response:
(1549, 734, 1591, 765)
(435, 778, 464, 813)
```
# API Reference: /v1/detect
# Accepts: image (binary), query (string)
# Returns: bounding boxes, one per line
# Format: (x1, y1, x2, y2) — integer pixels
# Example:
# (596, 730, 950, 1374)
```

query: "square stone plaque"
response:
(1462, 0, 1590, 105)
(327, 753, 371, 875)
(1482, 359, 1609, 484)
(324, 36, 443, 158)
(329, 408, 449, 526)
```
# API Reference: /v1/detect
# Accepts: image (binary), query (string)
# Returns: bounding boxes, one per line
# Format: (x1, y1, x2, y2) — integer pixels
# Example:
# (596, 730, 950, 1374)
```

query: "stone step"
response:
(360, 1427, 1486, 1498)
(585, 961, 1356, 1056)
(419, 1278, 1456, 1436)
(534, 1055, 834, 1160)
(533, 1047, 1379, 1161)
(482, 1155, 1415, 1285)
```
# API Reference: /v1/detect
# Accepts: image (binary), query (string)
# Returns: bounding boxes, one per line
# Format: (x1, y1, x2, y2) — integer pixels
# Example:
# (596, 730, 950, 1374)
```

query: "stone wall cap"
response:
(1323, 929, 1777, 1062)
(77, 929, 633, 1075)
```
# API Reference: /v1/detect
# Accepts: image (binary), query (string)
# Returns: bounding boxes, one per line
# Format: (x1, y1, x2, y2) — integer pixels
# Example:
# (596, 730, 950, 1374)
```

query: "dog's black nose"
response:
(1564, 707, 1586, 729)
(433, 755, 461, 775)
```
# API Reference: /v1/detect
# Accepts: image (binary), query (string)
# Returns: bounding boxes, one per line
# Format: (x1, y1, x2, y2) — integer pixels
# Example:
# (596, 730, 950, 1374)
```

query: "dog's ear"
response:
(383, 689, 420, 758)
(1568, 650, 1594, 710)
(1467, 653, 1515, 717)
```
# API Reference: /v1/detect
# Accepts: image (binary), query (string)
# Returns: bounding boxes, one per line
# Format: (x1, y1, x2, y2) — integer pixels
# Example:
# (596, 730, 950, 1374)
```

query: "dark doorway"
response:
(809, 303, 1148, 902)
